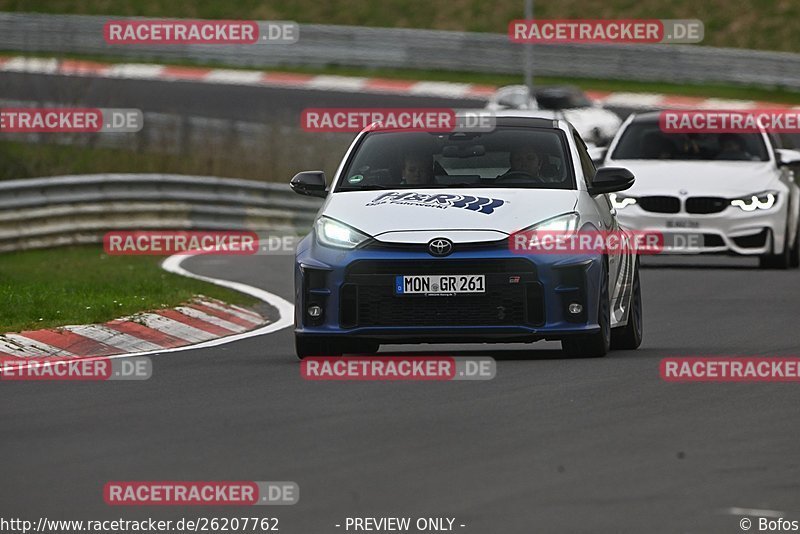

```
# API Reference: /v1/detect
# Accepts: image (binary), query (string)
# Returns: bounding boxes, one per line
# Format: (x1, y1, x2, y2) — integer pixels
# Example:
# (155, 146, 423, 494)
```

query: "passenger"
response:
(401, 153, 435, 185)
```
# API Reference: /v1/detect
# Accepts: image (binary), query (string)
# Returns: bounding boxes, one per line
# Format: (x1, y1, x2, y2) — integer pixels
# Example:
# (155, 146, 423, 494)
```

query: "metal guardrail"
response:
(1, 12, 800, 90)
(0, 174, 323, 252)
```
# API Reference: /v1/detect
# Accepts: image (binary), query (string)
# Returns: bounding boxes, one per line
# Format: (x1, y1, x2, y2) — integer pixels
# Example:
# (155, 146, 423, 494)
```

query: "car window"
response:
(611, 121, 769, 161)
(572, 131, 597, 186)
(612, 121, 769, 161)
(337, 127, 575, 190)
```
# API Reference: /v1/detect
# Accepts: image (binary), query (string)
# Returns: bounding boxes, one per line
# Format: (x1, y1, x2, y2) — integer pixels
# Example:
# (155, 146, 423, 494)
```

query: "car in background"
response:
(486, 85, 622, 146)
(291, 116, 641, 359)
(601, 111, 800, 269)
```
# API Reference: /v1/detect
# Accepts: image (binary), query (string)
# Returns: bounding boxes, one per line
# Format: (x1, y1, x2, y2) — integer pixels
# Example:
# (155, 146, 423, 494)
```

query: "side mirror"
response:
(290, 171, 328, 198)
(776, 148, 800, 166)
(588, 167, 635, 195)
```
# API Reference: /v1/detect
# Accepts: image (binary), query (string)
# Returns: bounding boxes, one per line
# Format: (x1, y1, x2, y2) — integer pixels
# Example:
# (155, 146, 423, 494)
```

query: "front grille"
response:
(340, 259, 544, 328)
(686, 197, 728, 214)
(638, 196, 680, 214)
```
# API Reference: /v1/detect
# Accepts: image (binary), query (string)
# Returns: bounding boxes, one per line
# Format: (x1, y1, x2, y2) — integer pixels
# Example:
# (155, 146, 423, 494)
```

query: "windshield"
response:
(611, 121, 770, 161)
(336, 127, 574, 191)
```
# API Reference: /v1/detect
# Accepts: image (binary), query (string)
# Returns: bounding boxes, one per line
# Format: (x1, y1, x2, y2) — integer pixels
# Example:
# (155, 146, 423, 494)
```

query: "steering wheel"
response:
(494, 170, 546, 183)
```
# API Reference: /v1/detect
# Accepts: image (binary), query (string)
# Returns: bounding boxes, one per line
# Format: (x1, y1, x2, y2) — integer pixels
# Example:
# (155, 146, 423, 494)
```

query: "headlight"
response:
(315, 217, 370, 249)
(523, 212, 580, 235)
(609, 193, 637, 210)
(730, 191, 778, 212)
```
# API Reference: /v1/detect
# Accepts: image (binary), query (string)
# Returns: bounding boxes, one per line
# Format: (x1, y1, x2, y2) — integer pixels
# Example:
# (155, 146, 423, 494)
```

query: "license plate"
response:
(666, 220, 700, 229)
(395, 275, 485, 295)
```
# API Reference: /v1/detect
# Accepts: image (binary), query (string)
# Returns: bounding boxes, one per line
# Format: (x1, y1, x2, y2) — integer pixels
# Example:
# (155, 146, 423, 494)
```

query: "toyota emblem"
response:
(428, 238, 454, 257)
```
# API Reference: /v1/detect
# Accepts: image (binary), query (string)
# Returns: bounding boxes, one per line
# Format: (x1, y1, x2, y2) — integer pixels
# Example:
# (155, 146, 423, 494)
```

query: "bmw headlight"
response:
(609, 193, 637, 210)
(315, 217, 370, 249)
(730, 191, 778, 212)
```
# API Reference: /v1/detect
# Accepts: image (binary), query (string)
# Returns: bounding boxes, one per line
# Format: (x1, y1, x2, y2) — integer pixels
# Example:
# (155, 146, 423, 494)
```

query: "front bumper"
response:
(615, 201, 787, 256)
(294, 236, 607, 344)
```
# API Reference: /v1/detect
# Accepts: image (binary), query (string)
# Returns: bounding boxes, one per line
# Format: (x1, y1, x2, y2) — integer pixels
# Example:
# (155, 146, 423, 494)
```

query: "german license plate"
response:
(666, 220, 700, 229)
(395, 275, 485, 295)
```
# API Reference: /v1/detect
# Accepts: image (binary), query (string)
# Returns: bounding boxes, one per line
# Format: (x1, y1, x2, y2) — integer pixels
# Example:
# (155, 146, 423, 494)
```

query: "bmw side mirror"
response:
(290, 171, 328, 198)
(588, 167, 635, 195)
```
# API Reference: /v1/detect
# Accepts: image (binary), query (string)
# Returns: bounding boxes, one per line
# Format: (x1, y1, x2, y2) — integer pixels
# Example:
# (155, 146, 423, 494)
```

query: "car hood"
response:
(321, 188, 579, 242)
(607, 160, 779, 197)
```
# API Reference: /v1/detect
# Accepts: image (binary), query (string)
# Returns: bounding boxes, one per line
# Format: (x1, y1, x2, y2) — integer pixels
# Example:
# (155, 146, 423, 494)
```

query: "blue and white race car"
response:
(291, 116, 642, 358)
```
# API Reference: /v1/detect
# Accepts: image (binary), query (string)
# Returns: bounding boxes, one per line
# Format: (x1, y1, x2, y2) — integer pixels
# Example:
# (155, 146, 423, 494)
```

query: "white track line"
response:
(0, 253, 294, 372)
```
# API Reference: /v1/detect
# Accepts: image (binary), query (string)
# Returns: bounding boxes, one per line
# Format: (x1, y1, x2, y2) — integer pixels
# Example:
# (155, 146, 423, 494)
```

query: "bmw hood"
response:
(608, 160, 779, 197)
(321, 189, 579, 243)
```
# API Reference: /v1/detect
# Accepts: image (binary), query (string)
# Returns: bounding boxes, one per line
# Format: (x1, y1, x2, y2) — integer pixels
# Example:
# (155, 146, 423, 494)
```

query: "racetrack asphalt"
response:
(2, 251, 800, 533)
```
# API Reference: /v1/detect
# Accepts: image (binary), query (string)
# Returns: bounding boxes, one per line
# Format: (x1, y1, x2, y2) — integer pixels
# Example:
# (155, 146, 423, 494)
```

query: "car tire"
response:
(295, 335, 342, 360)
(610, 259, 643, 350)
(759, 223, 792, 270)
(561, 261, 610, 358)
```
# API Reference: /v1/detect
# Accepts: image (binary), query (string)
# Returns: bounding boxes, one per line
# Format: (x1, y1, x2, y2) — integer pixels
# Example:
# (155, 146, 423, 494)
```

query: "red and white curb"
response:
(0, 55, 496, 99)
(0, 253, 294, 366)
(3, 55, 797, 110)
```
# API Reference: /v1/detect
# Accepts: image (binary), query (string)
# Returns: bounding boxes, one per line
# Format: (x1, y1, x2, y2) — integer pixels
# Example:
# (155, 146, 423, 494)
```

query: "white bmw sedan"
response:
(602, 111, 800, 269)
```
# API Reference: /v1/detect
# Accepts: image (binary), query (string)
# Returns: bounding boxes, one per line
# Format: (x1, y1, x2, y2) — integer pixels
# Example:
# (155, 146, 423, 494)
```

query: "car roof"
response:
(488, 113, 564, 130)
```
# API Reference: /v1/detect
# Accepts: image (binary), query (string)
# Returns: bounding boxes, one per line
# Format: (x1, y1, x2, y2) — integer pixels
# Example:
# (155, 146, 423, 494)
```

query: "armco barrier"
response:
(1, 13, 800, 90)
(0, 174, 323, 252)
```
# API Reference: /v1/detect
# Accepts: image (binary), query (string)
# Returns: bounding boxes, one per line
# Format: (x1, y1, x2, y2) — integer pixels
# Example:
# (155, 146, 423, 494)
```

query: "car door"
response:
(573, 130, 629, 321)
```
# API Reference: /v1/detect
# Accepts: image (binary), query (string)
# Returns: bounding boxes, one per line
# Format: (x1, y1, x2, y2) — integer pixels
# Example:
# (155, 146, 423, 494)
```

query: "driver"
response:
(506, 145, 543, 178)
(401, 153, 435, 185)
(716, 133, 751, 160)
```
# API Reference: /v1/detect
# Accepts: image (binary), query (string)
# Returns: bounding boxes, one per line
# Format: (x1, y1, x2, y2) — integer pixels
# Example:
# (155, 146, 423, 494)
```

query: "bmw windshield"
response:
(336, 128, 575, 191)
(612, 121, 770, 161)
